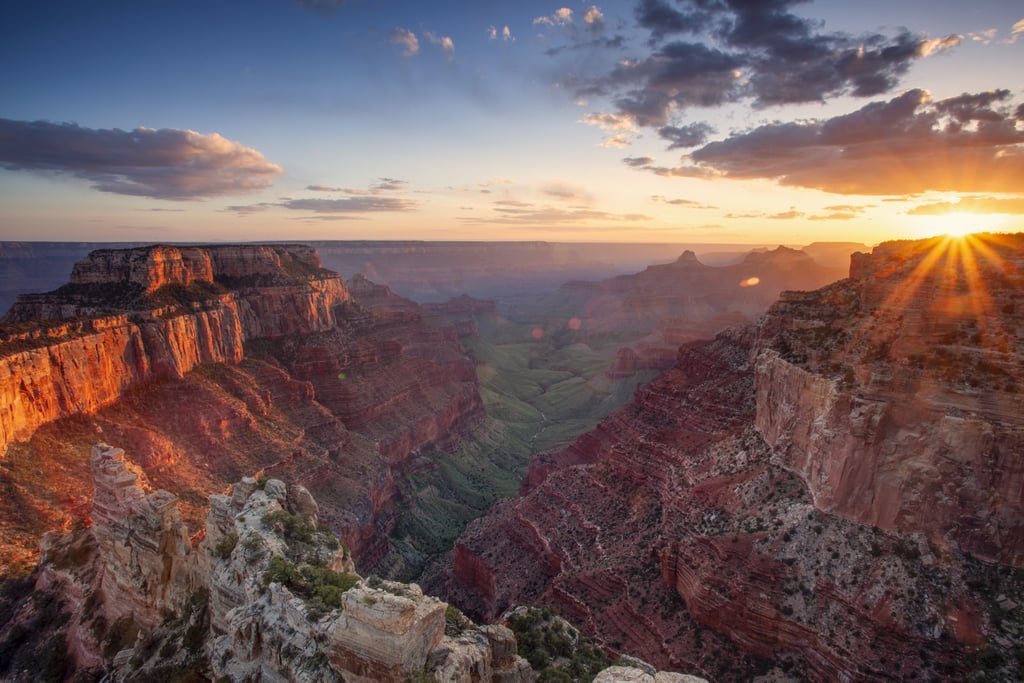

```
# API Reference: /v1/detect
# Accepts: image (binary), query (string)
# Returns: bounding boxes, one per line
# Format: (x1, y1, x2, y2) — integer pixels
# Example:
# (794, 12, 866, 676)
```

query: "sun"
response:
(907, 211, 1007, 239)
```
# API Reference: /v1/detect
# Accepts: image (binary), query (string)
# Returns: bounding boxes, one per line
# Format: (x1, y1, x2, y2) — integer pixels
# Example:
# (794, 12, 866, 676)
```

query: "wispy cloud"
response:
(0, 118, 282, 200)
(463, 200, 652, 225)
(390, 27, 419, 56)
(425, 31, 455, 59)
(228, 179, 417, 217)
(1011, 19, 1024, 44)
(279, 197, 416, 213)
(488, 25, 514, 42)
(534, 8, 574, 27)
(306, 178, 406, 194)
(908, 195, 1024, 215)
(650, 195, 717, 209)
(540, 182, 593, 204)
(969, 28, 998, 45)
(808, 212, 856, 221)
(622, 156, 655, 167)
(579, 111, 637, 146)
(583, 6, 605, 33)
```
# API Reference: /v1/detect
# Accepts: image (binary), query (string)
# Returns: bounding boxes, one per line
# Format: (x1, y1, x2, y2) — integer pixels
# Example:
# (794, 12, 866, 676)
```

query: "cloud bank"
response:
(678, 89, 1024, 195)
(576, 0, 961, 144)
(0, 119, 282, 200)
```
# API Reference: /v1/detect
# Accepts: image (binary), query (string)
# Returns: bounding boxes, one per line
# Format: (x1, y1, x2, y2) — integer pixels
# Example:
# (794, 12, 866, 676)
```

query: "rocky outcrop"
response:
(446, 235, 1024, 681)
(85, 444, 197, 630)
(593, 666, 707, 683)
(21, 442, 536, 682)
(0, 245, 348, 451)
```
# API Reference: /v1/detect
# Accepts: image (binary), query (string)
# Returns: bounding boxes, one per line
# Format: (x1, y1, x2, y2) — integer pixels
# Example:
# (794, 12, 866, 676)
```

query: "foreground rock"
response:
(446, 233, 1024, 681)
(3, 443, 536, 681)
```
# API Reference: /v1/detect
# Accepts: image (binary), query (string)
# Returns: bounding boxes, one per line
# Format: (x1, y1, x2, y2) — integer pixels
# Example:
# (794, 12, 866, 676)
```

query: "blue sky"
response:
(1, 0, 1023, 244)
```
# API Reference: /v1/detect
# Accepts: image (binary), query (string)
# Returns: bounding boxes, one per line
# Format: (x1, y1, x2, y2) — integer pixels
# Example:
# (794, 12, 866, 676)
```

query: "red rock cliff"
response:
(445, 233, 1024, 682)
(756, 233, 1024, 566)
(0, 245, 348, 451)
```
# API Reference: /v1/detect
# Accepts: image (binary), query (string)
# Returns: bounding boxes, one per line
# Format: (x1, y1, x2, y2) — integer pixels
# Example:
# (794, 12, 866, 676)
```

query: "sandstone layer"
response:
(446, 234, 1024, 681)
(1, 244, 347, 450)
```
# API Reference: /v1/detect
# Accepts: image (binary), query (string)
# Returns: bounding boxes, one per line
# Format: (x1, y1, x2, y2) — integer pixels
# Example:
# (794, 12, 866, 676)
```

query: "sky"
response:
(1, 0, 1023, 246)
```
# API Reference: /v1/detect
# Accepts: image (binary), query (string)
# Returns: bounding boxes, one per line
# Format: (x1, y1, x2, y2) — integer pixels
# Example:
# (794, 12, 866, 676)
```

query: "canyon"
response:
(0, 244, 482, 577)
(2, 235, 1018, 681)
(446, 233, 1024, 681)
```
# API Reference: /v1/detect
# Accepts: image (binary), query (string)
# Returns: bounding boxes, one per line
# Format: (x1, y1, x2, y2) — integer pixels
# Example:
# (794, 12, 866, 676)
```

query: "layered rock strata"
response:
(0, 244, 347, 450)
(756, 233, 1024, 566)
(447, 234, 1024, 681)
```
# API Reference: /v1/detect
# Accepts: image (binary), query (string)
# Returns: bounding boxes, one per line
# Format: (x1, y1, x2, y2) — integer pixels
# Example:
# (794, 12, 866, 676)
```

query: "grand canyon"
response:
(0, 233, 1020, 682)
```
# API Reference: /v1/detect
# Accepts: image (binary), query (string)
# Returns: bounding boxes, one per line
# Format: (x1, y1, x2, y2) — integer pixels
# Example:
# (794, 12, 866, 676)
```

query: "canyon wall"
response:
(446, 233, 1024, 681)
(0, 245, 348, 451)
(756, 233, 1024, 566)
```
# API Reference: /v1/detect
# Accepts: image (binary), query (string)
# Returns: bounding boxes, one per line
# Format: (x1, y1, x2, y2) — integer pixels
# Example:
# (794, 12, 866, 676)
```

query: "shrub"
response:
(262, 511, 314, 545)
(263, 556, 358, 612)
(214, 532, 238, 560)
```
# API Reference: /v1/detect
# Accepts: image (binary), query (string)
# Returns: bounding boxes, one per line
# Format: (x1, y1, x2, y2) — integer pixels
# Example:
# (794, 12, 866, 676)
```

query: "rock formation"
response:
(11, 442, 537, 682)
(1, 244, 347, 450)
(0, 245, 482, 577)
(446, 234, 1024, 681)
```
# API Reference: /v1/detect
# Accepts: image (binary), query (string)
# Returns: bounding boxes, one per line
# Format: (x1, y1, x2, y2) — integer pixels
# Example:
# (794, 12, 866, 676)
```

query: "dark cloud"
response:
(932, 89, 1011, 123)
(658, 122, 714, 149)
(0, 118, 281, 200)
(622, 156, 656, 167)
(684, 89, 1024, 195)
(578, 0, 960, 147)
(908, 196, 1024, 215)
(635, 0, 717, 41)
(607, 41, 744, 126)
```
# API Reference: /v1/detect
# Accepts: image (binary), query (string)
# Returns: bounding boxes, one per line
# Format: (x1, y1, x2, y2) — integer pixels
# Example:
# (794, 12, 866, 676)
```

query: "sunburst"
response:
(842, 232, 1018, 374)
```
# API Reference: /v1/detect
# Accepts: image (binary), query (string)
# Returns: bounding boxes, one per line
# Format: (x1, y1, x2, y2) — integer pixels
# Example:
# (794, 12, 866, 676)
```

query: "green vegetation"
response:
(506, 607, 612, 682)
(385, 312, 657, 581)
(262, 510, 315, 544)
(263, 556, 358, 615)
(213, 532, 238, 560)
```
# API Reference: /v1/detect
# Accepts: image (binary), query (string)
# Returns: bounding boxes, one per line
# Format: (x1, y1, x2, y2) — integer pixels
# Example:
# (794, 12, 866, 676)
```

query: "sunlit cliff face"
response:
(845, 232, 1018, 362)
